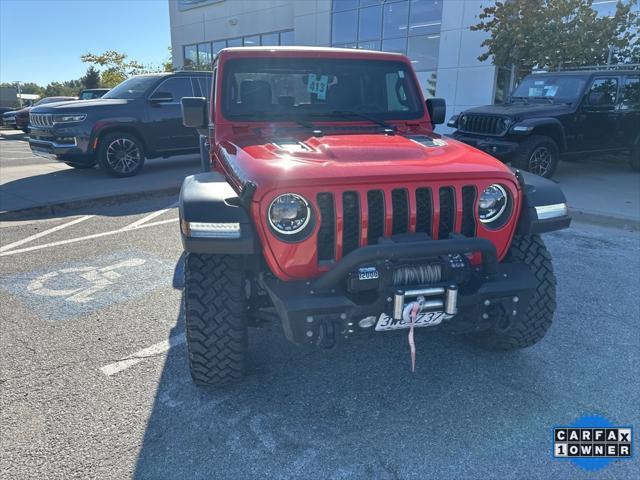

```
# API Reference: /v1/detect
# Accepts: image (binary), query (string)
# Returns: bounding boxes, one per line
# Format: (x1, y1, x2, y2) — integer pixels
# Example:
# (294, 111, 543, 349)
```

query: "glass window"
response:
(184, 44, 198, 69)
(358, 5, 383, 41)
(261, 32, 279, 46)
(407, 35, 440, 71)
(221, 57, 424, 121)
(227, 37, 242, 47)
(212, 40, 226, 54)
(360, 0, 381, 6)
(333, 43, 358, 49)
(195, 76, 213, 99)
(383, 1, 409, 39)
(358, 40, 381, 50)
(332, 10, 358, 44)
(409, 0, 443, 36)
(279, 30, 294, 45)
(622, 76, 640, 108)
(103, 76, 159, 99)
(334, 0, 359, 11)
(512, 75, 587, 102)
(587, 78, 618, 105)
(151, 77, 194, 102)
(415, 70, 437, 98)
(494, 67, 512, 104)
(243, 35, 260, 46)
(382, 37, 407, 54)
(198, 42, 212, 69)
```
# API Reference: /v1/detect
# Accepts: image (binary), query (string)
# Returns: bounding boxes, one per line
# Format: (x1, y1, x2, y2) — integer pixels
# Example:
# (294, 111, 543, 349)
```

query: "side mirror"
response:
(149, 91, 174, 103)
(181, 96, 207, 129)
(426, 97, 446, 125)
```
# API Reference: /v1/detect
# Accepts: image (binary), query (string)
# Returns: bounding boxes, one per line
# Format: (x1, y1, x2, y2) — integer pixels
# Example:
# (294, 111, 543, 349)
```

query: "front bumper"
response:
(450, 131, 519, 158)
(28, 127, 89, 161)
(262, 237, 536, 345)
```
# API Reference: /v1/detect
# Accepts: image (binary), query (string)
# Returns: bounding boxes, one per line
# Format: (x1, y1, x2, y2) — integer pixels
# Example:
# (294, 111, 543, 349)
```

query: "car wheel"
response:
(467, 235, 556, 350)
(513, 135, 559, 178)
(97, 132, 145, 177)
(184, 253, 248, 386)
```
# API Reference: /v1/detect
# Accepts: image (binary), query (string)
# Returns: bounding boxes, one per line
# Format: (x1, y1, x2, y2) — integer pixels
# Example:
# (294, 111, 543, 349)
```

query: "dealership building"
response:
(169, 0, 635, 124)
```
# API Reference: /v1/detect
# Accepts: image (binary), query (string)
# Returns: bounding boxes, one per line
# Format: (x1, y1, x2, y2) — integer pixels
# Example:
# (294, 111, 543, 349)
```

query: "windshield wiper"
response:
(531, 96, 555, 104)
(327, 110, 396, 134)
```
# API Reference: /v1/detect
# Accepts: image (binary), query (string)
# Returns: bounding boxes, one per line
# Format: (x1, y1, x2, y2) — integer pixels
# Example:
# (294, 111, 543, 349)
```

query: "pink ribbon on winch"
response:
(408, 301, 420, 373)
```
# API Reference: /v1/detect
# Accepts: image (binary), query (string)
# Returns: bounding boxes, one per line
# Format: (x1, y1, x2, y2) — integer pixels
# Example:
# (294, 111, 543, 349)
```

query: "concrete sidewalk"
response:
(0, 130, 199, 219)
(555, 159, 640, 230)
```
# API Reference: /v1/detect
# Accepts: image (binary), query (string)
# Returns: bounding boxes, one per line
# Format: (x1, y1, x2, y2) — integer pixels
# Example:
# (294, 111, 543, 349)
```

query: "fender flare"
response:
(515, 170, 571, 235)
(511, 117, 567, 150)
(179, 173, 257, 255)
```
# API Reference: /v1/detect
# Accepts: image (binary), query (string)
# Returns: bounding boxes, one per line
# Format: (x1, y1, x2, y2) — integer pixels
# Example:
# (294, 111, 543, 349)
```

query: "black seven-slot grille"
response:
(459, 114, 508, 136)
(316, 186, 478, 263)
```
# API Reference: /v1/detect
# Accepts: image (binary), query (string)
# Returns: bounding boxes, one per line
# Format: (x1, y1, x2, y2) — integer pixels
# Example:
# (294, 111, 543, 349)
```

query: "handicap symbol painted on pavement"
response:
(0, 250, 175, 320)
(27, 259, 147, 304)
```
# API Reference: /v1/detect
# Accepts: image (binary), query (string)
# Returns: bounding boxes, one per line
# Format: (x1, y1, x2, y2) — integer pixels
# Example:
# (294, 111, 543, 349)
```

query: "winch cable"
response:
(407, 301, 421, 373)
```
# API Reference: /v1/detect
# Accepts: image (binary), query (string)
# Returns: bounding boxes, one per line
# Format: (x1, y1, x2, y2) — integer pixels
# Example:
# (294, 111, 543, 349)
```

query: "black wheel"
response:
(97, 132, 145, 177)
(513, 135, 559, 178)
(630, 149, 640, 172)
(184, 253, 248, 386)
(468, 235, 557, 351)
(64, 161, 95, 169)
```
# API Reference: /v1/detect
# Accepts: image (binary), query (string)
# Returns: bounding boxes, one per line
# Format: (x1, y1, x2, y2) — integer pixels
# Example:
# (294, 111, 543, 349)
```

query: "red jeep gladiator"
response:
(179, 47, 571, 386)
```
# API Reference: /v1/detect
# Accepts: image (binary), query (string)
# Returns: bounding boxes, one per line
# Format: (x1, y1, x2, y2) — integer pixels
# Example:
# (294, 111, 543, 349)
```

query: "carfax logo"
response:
(553, 415, 634, 471)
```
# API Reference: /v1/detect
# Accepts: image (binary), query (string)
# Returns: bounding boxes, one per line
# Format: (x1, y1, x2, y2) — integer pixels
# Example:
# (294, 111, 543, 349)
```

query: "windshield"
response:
(511, 75, 586, 102)
(103, 76, 159, 99)
(221, 57, 424, 122)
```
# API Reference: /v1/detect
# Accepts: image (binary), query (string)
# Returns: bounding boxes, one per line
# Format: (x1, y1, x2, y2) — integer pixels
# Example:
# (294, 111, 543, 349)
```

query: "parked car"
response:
(2, 109, 19, 128)
(78, 88, 110, 100)
(448, 70, 640, 177)
(15, 96, 77, 133)
(177, 46, 571, 386)
(28, 71, 211, 174)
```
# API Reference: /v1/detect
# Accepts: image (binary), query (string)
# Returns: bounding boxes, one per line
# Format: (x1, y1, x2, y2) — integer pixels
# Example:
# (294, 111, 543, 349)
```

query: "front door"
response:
(146, 76, 198, 152)
(577, 77, 620, 152)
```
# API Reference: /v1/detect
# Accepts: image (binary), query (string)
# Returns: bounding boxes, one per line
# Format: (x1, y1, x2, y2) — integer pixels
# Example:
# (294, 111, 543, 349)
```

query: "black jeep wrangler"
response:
(449, 70, 640, 178)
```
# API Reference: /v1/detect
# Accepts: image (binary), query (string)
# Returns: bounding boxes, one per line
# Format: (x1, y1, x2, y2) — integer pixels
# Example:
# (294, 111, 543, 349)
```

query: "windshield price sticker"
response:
(307, 74, 329, 100)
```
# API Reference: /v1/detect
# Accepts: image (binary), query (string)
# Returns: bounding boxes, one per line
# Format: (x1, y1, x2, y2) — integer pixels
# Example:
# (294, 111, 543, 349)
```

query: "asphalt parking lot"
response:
(0, 194, 638, 479)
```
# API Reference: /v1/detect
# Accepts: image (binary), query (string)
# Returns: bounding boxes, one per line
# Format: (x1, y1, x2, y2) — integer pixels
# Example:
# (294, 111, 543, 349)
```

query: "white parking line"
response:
(100, 333, 186, 376)
(0, 215, 95, 253)
(0, 218, 177, 257)
(121, 202, 178, 230)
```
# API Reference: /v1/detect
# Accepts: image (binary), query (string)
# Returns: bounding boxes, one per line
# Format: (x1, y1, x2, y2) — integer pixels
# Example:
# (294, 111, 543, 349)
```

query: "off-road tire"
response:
(97, 131, 145, 177)
(630, 149, 640, 172)
(512, 135, 559, 178)
(468, 235, 556, 351)
(64, 161, 95, 169)
(184, 253, 248, 385)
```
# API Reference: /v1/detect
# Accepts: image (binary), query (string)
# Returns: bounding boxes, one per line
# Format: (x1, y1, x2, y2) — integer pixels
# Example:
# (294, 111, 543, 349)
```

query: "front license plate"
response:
(375, 311, 445, 331)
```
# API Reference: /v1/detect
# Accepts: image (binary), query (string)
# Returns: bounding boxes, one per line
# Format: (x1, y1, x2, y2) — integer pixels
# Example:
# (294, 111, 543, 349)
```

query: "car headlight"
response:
(268, 193, 311, 235)
(478, 184, 509, 224)
(52, 114, 86, 124)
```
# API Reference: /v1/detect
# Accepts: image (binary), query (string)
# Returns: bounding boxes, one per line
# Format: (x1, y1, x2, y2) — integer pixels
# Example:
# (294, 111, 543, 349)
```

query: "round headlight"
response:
(478, 184, 509, 224)
(268, 193, 311, 235)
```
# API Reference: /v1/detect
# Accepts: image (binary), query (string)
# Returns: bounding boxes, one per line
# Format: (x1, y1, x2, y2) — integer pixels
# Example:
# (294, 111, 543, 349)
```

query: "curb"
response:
(0, 186, 181, 222)
(569, 208, 640, 231)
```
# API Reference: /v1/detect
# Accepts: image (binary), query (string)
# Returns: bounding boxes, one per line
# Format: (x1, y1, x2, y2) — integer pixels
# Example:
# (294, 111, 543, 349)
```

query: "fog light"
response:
(358, 316, 376, 329)
(57, 137, 76, 144)
(186, 222, 241, 238)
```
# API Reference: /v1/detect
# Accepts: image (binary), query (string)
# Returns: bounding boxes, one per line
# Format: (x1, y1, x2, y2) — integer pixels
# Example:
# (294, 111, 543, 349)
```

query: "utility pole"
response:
(14, 81, 22, 107)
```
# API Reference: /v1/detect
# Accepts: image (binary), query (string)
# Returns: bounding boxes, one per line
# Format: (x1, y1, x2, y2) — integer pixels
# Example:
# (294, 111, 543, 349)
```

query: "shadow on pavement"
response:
(132, 257, 567, 479)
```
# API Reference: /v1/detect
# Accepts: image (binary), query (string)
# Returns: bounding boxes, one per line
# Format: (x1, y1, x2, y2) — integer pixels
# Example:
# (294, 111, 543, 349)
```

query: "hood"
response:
(463, 102, 574, 121)
(30, 98, 130, 112)
(221, 131, 516, 199)
(3, 109, 20, 117)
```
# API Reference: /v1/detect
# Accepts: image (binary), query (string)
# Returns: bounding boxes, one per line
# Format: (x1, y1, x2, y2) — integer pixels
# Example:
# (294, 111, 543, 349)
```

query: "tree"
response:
(163, 46, 174, 72)
(81, 66, 101, 89)
(80, 50, 145, 87)
(472, 0, 639, 75)
(43, 79, 82, 97)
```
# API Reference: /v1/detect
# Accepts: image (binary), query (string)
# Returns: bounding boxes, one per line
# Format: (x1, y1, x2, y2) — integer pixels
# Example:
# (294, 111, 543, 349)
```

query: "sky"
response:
(0, 0, 171, 86)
